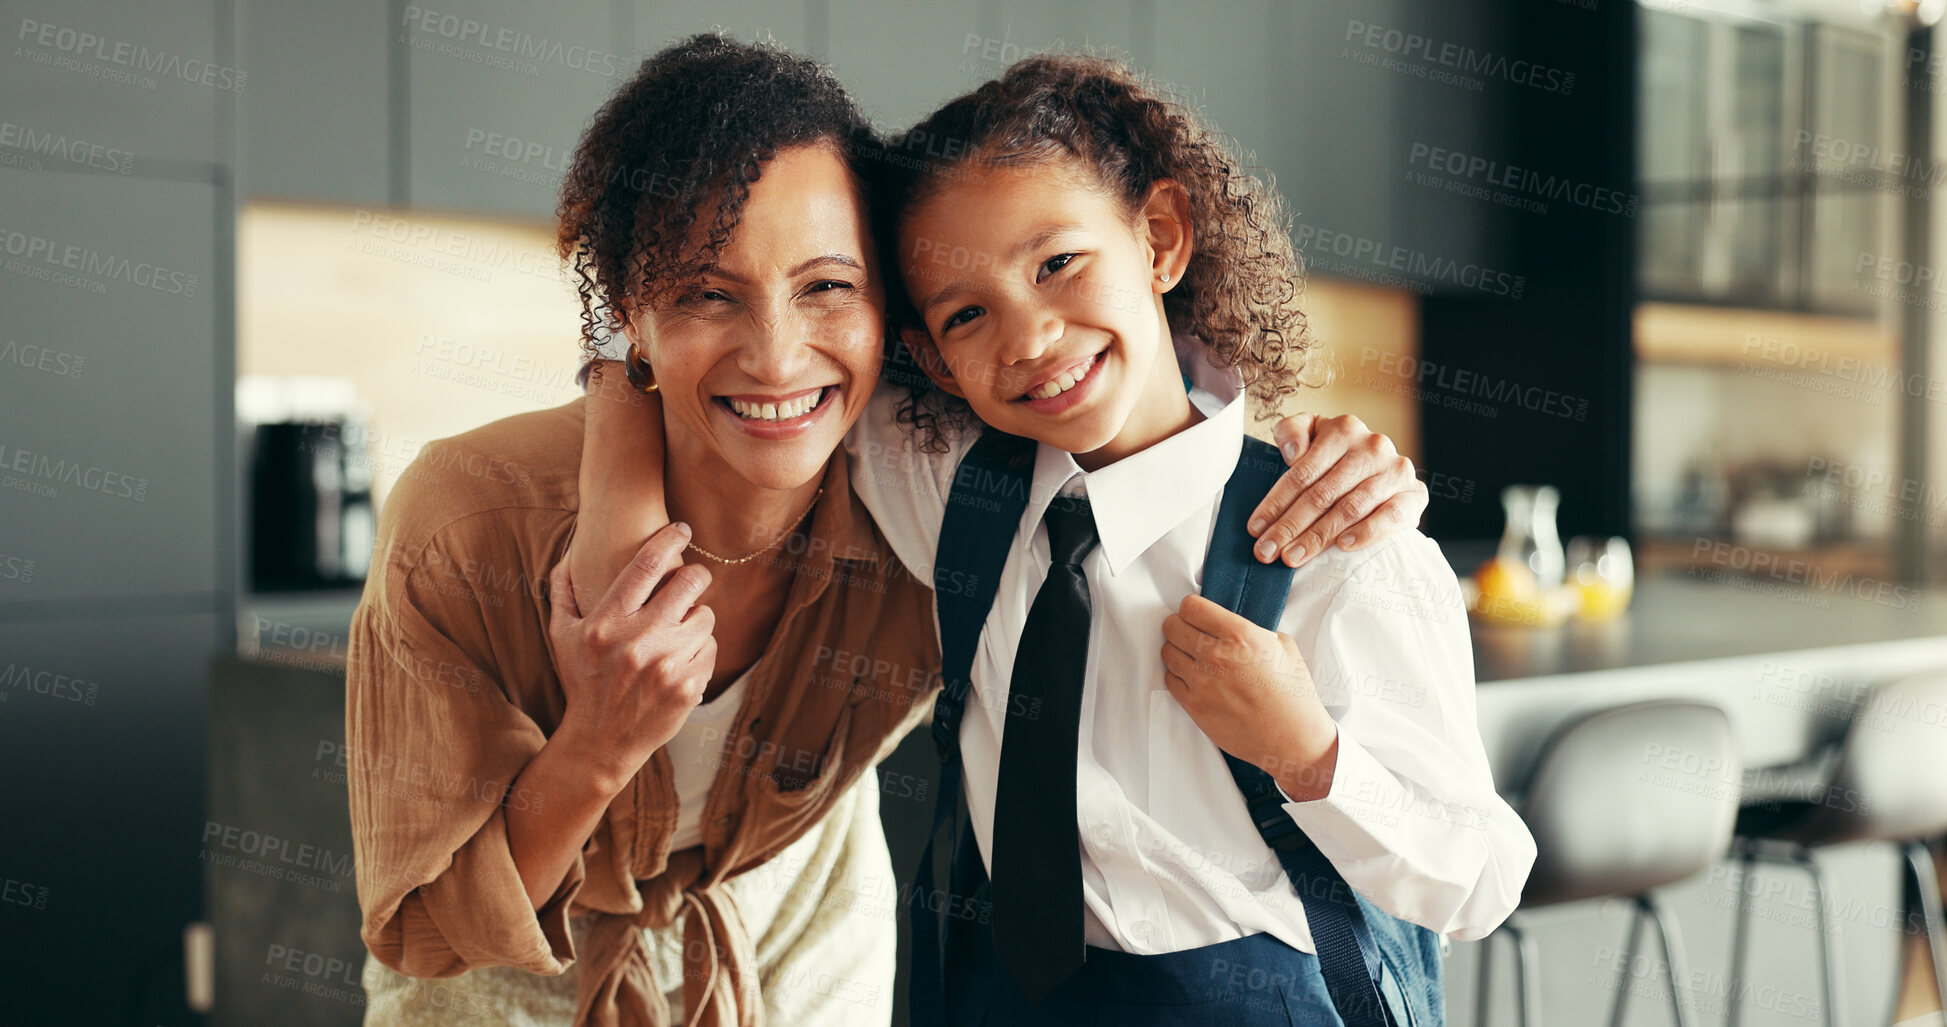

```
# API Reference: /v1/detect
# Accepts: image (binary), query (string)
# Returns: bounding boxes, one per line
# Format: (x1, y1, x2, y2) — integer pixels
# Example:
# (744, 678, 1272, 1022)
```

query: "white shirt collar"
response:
(1024, 335, 1246, 576)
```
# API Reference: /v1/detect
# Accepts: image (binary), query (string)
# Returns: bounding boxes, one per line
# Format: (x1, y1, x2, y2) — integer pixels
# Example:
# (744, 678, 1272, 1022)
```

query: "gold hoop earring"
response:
(623, 342, 659, 393)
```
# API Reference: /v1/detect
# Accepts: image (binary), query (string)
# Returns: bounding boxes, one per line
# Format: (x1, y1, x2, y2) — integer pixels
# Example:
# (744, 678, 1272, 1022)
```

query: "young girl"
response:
(861, 55, 1537, 1025)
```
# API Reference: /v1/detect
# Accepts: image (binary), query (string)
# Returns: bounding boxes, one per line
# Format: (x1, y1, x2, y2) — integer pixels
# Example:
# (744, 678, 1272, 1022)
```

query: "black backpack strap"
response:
(909, 428, 1034, 1027)
(1200, 436, 1396, 1027)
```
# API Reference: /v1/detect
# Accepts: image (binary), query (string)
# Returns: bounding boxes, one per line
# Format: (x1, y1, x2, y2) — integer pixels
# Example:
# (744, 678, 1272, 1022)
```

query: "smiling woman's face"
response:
(630, 142, 884, 492)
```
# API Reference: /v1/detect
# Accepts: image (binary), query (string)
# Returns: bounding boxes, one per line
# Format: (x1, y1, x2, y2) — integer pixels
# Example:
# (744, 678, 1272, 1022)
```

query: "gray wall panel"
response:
(238, 0, 390, 204)
(635, 0, 813, 58)
(403, 0, 619, 219)
(0, 0, 226, 168)
(824, 0, 986, 131)
(0, 168, 223, 607)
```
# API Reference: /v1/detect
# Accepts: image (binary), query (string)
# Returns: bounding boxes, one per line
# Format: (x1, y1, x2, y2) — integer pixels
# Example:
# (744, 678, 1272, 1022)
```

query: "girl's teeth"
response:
(1030, 360, 1093, 400)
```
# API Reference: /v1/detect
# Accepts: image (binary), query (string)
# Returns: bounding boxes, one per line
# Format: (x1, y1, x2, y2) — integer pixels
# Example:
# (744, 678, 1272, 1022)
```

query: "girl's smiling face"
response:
(895, 155, 1196, 469)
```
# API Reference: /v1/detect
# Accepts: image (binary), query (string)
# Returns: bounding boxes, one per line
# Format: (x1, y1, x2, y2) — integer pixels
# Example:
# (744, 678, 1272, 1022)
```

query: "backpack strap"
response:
(908, 428, 1034, 1027)
(1201, 435, 1396, 1027)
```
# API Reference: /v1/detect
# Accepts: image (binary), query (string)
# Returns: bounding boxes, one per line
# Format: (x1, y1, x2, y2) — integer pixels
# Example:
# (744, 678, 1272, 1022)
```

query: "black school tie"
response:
(990, 493, 1099, 1005)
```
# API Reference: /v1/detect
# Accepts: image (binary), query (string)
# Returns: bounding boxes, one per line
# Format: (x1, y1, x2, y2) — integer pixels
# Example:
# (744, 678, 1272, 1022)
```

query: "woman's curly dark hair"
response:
(557, 34, 884, 383)
(880, 52, 1313, 448)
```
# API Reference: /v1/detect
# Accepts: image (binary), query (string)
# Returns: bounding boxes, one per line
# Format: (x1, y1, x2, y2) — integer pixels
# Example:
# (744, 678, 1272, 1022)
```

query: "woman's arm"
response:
(499, 359, 684, 913)
(1249, 413, 1429, 567)
(568, 358, 670, 606)
(508, 527, 716, 909)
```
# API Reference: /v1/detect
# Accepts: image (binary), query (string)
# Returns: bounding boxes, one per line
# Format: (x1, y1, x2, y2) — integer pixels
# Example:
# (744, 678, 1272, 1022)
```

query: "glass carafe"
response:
(1497, 485, 1565, 592)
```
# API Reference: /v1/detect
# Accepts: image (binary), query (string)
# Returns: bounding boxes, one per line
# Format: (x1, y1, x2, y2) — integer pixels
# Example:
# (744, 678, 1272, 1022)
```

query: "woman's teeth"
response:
(728, 390, 822, 421)
(1028, 356, 1098, 400)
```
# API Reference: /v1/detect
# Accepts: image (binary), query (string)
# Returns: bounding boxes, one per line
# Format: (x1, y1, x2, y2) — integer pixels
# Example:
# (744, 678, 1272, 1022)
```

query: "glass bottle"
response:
(1498, 485, 1565, 592)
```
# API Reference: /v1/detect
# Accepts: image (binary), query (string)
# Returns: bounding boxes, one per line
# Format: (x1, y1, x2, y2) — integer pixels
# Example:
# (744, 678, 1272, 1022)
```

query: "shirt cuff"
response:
(1274, 722, 1404, 862)
(416, 808, 586, 975)
(534, 848, 587, 969)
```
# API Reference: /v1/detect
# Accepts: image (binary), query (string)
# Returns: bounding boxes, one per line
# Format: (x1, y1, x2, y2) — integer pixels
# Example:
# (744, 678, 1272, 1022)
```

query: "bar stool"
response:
(1726, 671, 1947, 1027)
(1477, 700, 1741, 1027)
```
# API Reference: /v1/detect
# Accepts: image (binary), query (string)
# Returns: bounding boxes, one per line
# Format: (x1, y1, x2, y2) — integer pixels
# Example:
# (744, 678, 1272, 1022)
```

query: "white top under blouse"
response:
(845, 335, 1537, 955)
(663, 667, 754, 852)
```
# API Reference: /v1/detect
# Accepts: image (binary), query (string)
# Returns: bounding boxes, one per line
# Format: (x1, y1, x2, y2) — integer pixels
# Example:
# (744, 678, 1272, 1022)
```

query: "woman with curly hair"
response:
(348, 35, 1427, 1027)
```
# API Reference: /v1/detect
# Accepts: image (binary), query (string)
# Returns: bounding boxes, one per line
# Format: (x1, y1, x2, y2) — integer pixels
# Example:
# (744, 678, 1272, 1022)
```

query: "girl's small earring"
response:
(1158, 272, 1170, 283)
(623, 342, 659, 393)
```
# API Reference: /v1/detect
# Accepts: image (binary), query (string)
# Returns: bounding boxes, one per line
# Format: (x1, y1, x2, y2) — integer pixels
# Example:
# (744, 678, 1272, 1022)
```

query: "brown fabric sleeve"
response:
(345, 511, 585, 978)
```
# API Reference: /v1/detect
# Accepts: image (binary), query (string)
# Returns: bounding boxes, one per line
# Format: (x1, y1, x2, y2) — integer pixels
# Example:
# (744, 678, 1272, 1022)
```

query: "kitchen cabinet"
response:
(0, 611, 227, 1023)
(0, 0, 225, 167)
(1638, 10, 1711, 301)
(402, 0, 623, 219)
(1637, 7, 1897, 315)
(207, 657, 363, 1027)
(1151, 0, 1280, 168)
(0, 4, 235, 1015)
(238, 0, 391, 205)
(1639, 198, 1708, 299)
(235, 0, 833, 213)
(214, 0, 1515, 265)
(823, 0, 987, 130)
(992, 0, 1138, 64)
(0, 169, 230, 1019)
(1722, 22, 1794, 302)
(1641, 10, 1711, 186)
(636, 0, 813, 59)
(1250, 0, 1504, 296)
(1639, 9, 1800, 307)
(1804, 24, 1895, 314)
(0, 169, 227, 608)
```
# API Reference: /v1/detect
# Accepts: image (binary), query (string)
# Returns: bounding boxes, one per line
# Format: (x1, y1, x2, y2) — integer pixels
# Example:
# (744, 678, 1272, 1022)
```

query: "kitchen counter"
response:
(1472, 571, 1939, 682)
(1466, 570, 1947, 784)
(243, 571, 1947, 699)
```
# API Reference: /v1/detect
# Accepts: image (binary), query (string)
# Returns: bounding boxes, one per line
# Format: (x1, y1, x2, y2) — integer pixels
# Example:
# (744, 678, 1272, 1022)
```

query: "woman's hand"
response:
(547, 523, 717, 786)
(1248, 413, 1429, 566)
(568, 357, 670, 611)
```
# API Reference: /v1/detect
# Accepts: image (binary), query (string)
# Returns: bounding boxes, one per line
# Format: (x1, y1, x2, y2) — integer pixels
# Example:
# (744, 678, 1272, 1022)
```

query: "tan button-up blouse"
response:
(345, 397, 941, 1026)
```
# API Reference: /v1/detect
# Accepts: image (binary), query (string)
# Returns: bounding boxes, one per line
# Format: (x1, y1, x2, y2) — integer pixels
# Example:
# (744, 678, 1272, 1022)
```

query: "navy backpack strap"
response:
(909, 429, 1034, 1027)
(1201, 436, 1396, 1027)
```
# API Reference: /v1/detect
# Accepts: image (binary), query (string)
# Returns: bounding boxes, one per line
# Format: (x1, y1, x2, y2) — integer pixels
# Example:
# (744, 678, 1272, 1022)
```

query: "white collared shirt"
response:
(846, 337, 1536, 954)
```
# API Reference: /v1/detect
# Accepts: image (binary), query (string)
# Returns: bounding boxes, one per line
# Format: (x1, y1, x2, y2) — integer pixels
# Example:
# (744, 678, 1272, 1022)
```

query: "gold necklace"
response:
(684, 487, 825, 565)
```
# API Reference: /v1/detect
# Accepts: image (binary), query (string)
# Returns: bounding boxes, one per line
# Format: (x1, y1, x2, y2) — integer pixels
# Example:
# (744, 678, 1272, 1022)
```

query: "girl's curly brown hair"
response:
(556, 34, 884, 382)
(880, 52, 1313, 447)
